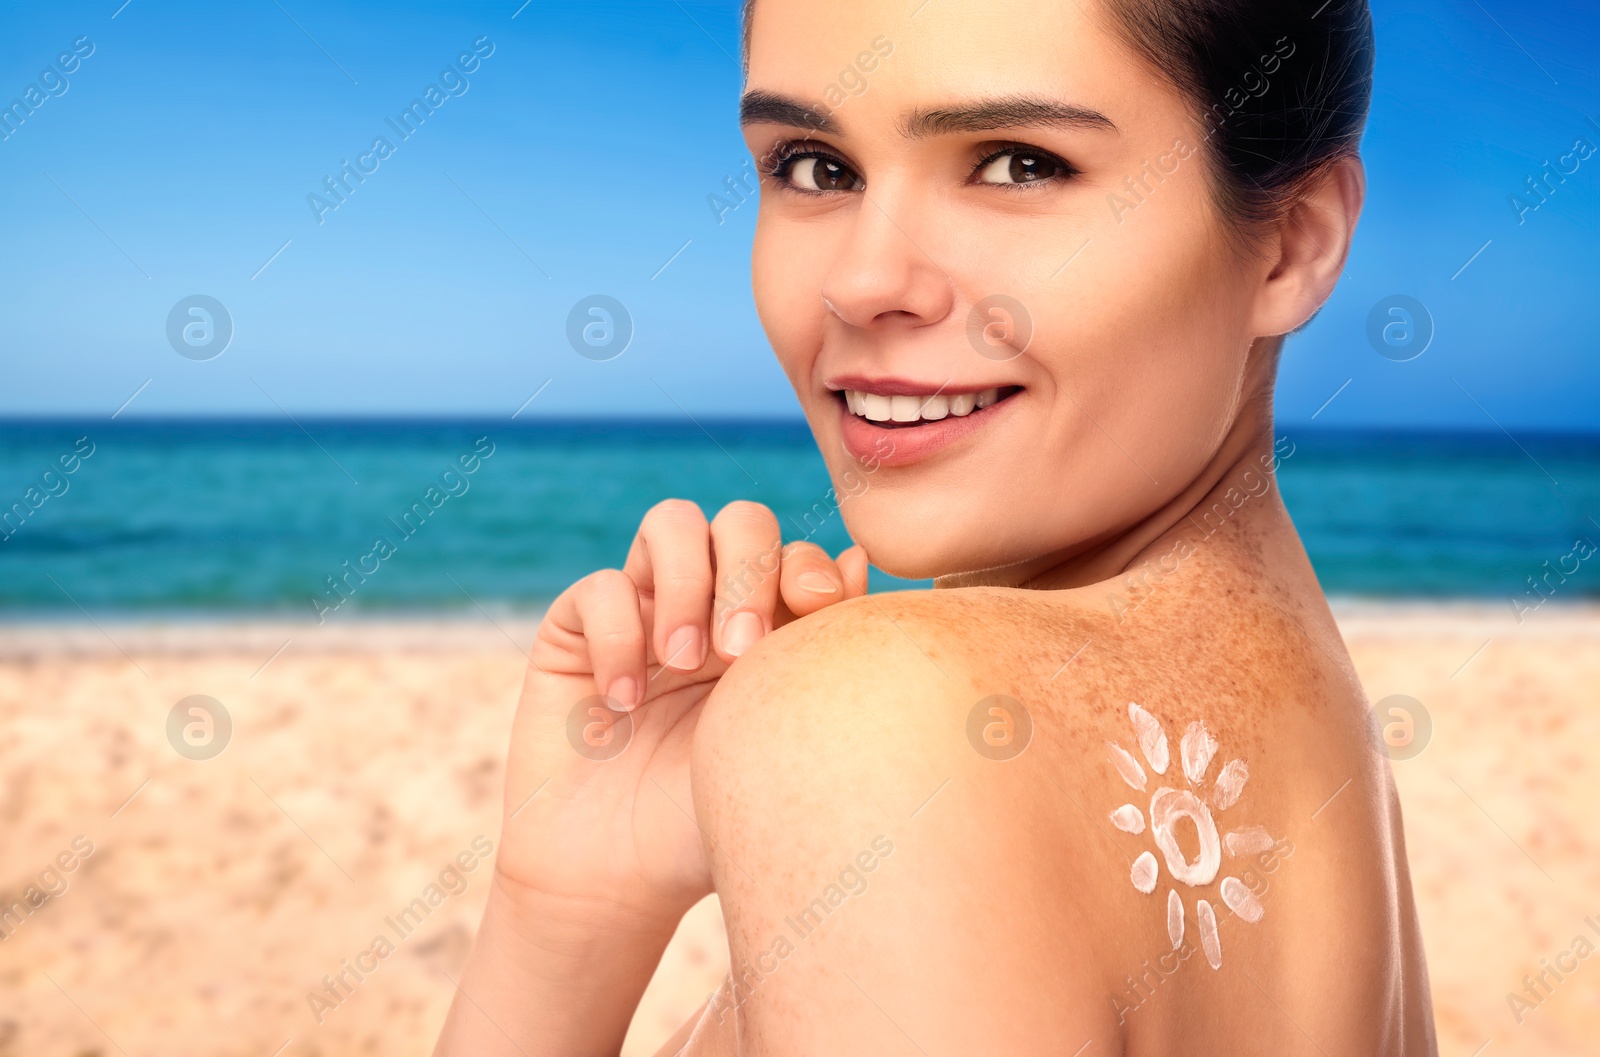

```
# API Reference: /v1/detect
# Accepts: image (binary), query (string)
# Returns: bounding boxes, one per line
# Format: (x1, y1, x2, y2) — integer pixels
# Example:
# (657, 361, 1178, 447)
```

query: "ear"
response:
(1249, 154, 1365, 337)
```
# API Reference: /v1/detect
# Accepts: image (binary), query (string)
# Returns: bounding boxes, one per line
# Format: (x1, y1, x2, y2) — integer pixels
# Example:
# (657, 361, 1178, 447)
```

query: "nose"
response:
(818, 192, 955, 331)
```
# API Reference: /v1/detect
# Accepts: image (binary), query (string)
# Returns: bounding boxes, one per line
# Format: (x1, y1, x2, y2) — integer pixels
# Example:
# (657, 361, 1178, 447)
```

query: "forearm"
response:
(433, 873, 680, 1057)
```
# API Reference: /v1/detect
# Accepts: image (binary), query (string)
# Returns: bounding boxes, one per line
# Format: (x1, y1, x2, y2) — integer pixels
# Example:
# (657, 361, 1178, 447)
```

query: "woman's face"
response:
(743, 0, 1272, 581)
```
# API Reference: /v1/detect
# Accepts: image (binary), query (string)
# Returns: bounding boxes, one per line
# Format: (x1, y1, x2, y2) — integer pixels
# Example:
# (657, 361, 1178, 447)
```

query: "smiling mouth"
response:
(837, 386, 1024, 427)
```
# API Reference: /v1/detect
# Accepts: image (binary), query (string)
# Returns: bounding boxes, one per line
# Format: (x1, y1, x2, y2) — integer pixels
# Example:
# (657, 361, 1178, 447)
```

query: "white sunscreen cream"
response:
(1110, 804, 1146, 834)
(1197, 898, 1222, 969)
(1220, 875, 1265, 924)
(1149, 788, 1221, 886)
(1106, 706, 1272, 972)
(1224, 826, 1274, 857)
(1131, 851, 1159, 894)
(1128, 702, 1170, 775)
(1181, 720, 1218, 785)
(1212, 758, 1249, 809)
(1107, 740, 1148, 791)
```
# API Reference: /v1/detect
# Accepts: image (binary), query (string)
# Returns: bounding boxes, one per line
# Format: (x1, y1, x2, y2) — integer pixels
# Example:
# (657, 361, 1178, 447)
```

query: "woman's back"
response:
(678, 478, 1435, 1054)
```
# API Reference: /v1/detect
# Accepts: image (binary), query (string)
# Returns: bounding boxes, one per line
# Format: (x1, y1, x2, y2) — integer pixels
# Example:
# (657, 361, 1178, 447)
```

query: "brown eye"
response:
(978, 150, 1062, 185)
(786, 156, 863, 192)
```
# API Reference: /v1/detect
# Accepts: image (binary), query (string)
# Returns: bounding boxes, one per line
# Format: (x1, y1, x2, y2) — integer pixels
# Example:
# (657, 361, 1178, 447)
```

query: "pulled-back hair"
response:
(1092, 0, 1374, 249)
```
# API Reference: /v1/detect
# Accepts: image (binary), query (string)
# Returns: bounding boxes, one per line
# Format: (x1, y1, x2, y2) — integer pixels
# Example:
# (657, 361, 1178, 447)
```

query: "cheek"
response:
(1083, 253, 1246, 411)
(752, 217, 828, 389)
(951, 186, 1254, 549)
(1037, 198, 1250, 464)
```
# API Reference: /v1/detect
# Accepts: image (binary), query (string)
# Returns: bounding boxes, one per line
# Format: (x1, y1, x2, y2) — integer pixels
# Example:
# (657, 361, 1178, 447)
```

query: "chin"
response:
(854, 539, 954, 582)
(807, 389, 1040, 581)
(835, 497, 1022, 583)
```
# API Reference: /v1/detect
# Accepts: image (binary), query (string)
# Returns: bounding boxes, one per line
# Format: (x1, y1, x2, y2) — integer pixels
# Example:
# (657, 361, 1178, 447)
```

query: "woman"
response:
(436, 0, 1437, 1052)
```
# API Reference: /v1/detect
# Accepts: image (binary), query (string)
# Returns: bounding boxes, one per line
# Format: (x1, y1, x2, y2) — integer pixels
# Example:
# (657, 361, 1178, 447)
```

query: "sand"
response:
(0, 602, 1595, 1056)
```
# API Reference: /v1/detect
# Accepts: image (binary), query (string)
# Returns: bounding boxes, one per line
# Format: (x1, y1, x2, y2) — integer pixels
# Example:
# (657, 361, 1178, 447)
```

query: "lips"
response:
(829, 381, 1023, 466)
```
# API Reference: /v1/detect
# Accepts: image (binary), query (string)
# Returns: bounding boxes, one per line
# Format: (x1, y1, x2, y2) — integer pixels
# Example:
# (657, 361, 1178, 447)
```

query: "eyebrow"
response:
(738, 90, 1119, 137)
(739, 90, 840, 134)
(905, 95, 1119, 137)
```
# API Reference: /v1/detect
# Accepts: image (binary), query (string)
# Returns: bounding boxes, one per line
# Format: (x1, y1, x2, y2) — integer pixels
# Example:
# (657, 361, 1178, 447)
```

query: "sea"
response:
(0, 419, 1595, 619)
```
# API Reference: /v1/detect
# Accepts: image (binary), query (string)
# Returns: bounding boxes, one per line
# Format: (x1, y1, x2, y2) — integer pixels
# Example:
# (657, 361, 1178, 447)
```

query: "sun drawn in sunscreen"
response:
(1106, 703, 1271, 969)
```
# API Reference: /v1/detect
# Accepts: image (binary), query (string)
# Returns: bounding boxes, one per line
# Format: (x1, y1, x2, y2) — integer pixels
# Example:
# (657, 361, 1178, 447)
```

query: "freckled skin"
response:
(647, 0, 1435, 1053)
(663, 469, 1434, 1056)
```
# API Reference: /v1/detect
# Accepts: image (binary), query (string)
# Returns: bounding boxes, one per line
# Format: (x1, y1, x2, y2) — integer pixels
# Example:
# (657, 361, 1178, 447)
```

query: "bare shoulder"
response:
(690, 575, 1433, 1055)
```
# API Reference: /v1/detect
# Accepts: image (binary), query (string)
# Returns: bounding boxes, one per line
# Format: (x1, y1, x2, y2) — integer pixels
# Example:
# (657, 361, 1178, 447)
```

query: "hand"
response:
(492, 499, 868, 924)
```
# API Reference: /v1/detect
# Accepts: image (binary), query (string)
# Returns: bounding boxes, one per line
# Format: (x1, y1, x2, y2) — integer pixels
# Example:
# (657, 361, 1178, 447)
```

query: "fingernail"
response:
(664, 625, 704, 670)
(722, 610, 764, 657)
(796, 570, 840, 595)
(607, 675, 640, 712)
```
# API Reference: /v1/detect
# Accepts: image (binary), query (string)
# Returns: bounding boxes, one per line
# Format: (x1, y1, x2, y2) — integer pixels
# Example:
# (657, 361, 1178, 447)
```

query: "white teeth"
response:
(861, 393, 893, 421)
(841, 387, 1008, 423)
(889, 395, 922, 422)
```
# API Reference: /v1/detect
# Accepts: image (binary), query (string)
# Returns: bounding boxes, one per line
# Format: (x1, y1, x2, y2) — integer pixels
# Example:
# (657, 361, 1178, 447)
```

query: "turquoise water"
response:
(0, 420, 1596, 617)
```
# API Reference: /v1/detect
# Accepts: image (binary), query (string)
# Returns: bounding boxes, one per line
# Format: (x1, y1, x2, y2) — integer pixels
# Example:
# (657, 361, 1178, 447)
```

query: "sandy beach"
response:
(0, 602, 1595, 1056)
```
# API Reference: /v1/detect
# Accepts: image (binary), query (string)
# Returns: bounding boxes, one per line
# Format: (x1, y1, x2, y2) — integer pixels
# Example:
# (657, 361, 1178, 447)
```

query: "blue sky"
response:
(0, 0, 1595, 430)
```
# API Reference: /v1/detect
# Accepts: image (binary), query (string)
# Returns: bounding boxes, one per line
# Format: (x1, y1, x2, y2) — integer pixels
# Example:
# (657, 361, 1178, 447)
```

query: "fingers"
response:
(623, 499, 713, 673)
(593, 497, 865, 686)
(778, 541, 845, 617)
(776, 542, 869, 624)
(543, 568, 647, 710)
(709, 501, 783, 661)
(837, 543, 870, 599)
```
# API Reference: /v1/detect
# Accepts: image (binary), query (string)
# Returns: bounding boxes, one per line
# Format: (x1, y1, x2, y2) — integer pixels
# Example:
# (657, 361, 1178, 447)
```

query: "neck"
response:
(934, 399, 1284, 593)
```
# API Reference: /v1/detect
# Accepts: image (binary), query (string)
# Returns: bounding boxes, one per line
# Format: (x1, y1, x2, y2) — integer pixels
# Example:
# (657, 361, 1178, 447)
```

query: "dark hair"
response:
(1092, 0, 1374, 248)
(740, 0, 1374, 250)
